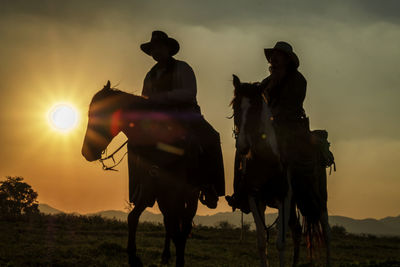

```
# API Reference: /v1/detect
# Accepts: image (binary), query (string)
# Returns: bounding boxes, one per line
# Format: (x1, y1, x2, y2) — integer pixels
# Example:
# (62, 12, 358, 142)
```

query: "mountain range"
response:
(39, 204, 400, 236)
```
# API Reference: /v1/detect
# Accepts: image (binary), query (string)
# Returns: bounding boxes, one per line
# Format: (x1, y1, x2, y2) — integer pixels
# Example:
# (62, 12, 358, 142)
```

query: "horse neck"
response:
(114, 92, 158, 136)
(239, 97, 251, 137)
(97, 91, 143, 137)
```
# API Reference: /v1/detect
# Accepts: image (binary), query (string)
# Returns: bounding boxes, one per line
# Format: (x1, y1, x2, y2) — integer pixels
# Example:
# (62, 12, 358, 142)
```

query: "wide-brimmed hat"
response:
(140, 31, 180, 56)
(264, 41, 299, 68)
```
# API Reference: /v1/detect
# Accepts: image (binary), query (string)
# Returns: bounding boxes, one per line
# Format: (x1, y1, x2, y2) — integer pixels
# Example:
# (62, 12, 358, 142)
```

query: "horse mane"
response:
(91, 87, 143, 104)
(230, 81, 263, 135)
(91, 87, 126, 102)
(230, 81, 261, 108)
(90, 87, 149, 114)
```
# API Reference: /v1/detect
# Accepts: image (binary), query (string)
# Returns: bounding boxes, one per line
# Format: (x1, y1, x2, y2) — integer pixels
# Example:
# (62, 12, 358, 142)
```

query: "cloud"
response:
(354, 0, 400, 24)
(1, 0, 400, 143)
(2, 0, 400, 30)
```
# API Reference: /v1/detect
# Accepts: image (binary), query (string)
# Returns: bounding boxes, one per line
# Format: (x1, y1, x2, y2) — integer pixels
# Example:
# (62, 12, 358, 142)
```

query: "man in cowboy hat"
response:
(262, 41, 306, 126)
(140, 30, 199, 109)
(137, 30, 225, 208)
(261, 41, 309, 166)
(226, 41, 311, 210)
(262, 41, 331, 222)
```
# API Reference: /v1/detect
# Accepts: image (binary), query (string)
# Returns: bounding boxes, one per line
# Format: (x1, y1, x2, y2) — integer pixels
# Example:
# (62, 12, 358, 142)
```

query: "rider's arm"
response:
(141, 72, 152, 97)
(287, 72, 306, 108)
(141, 61, 197, 105)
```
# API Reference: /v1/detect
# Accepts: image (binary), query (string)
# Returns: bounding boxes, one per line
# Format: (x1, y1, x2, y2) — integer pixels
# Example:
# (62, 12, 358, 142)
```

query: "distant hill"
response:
(39, 204, 400, 236)
(87, 210, 128, 221)
(328, 215, 400, 236)
(38, 203, 63, 215)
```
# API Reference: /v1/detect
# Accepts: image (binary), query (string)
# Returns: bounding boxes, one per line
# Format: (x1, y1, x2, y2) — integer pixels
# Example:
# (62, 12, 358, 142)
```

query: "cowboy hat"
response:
(140, 31, 180, 56)
(264, 41, 299, 68)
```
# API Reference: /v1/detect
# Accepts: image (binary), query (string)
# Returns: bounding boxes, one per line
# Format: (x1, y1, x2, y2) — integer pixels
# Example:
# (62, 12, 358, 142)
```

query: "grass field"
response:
(0, 214, 399, 267)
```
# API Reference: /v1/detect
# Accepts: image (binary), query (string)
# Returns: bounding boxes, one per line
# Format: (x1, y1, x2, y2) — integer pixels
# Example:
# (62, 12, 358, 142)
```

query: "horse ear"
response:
(104, 80, 111, 90)
(232, 74, 241, 88)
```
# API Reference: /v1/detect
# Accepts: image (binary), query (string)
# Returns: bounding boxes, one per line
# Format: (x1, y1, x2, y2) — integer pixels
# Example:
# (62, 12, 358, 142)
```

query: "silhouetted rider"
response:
(141, 31, 200, 113)
(226, 41, 310, 210)
(261, 41, 309, 167)
(263, 42, 331, 219)
(139, 30, 225, 208)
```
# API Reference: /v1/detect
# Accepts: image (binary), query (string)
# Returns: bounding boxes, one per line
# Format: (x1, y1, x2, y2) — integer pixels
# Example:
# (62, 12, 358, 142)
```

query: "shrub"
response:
(215, 220, 235, 230)
(0, 176, 39, 218)
(241, 222, 251, 232)
(331, 225, 347, 236)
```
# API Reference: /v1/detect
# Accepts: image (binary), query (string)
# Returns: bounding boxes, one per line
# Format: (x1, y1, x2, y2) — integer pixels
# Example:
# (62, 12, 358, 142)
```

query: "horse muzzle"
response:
(81, 142, 102, 162)
(235, 132, 251, 155)
(236, 141, 250, 156)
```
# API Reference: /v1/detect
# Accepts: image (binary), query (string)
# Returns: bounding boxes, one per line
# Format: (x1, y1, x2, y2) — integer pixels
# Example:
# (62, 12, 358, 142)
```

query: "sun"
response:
(47, 103, 79, 133)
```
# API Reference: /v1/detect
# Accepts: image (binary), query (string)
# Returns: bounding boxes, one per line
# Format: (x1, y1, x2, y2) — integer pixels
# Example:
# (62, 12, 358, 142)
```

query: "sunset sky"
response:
(1, 0, 399, 219)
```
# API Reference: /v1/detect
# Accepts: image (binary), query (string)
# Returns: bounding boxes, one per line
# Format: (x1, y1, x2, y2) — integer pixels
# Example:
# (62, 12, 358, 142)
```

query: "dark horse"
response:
(230, 75, 331, 267)
(82, 81, 203, 267)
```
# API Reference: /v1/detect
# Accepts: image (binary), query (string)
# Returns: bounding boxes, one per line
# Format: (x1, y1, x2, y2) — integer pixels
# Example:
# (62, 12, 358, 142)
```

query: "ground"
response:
(0, 214, 399, 267)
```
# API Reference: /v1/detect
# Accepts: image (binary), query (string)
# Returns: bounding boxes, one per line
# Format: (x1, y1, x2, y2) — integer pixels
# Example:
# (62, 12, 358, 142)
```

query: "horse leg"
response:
(127, 204, 146, 267)
(160, 200, 185, 267)
(161, 233, 171, 265)
(173, 190, 199, 267)
(182, 190, 199, 239)
(277, 170, 293, 267)
(161, 195, 197, 266)
(249, 196, 268, 267)
(289, 204, 301, 267)
(173, 231, 187, 267)
(164, 214, 186, 267)
(321, 210, 331, 267)
(319, 166, 331, 267)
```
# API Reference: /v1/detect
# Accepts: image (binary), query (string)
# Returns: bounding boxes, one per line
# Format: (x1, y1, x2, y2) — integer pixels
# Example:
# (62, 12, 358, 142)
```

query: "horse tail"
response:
(302, 214, 324, 260)
(293, 150, 329, 260)
(294, 181, 326, 259)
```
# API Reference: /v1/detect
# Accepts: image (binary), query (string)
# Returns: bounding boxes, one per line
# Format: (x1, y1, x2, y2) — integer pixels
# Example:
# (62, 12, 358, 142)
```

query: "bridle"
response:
(99, 140, 128, 171)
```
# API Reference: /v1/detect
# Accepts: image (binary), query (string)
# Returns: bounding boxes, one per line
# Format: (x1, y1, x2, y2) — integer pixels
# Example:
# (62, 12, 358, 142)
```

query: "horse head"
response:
(231, 74, 279, 157)
(82, 81, 126, 161)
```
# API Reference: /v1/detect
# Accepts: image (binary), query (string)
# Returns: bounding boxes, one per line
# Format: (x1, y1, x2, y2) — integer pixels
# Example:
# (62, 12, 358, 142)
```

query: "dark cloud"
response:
(1, 0, 399, 143)
(355, 0, 400, 23)
(1, 0, 399, 29)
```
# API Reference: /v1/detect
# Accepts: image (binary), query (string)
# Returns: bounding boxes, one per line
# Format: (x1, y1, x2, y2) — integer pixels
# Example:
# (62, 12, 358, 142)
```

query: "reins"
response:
(99, 140, 128, 171)
(261, 92, 269, 105)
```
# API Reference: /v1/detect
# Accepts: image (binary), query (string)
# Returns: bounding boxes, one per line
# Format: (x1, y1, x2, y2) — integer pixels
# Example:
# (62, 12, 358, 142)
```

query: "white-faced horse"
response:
(231, 75, 331, 267)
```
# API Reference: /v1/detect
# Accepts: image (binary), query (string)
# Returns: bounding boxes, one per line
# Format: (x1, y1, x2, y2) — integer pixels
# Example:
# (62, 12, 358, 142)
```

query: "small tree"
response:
(331, 225, 347, 236)
(0, 176, 39, 217)
(215, 220, 235, 230)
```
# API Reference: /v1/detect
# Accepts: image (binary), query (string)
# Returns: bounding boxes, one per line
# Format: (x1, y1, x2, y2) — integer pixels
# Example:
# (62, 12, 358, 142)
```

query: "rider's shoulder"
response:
(294, 70, 306, 81)
(260, 76, 270, 85)
(259, 76, 271, 89)
(175, 60, 194, 72)
(290, 70, 307, 87)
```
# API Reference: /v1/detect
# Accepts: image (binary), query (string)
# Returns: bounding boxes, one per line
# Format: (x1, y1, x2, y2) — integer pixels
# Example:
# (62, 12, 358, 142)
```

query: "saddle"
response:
(127, 116, 224, 208)
(289, 129, 334, 220)
(310, 130, 336, 174)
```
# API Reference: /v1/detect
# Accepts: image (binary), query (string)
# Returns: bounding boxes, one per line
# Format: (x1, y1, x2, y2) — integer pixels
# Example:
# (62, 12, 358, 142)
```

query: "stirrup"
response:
(225, 195, 238, 211)
(199, 186, 218, 209)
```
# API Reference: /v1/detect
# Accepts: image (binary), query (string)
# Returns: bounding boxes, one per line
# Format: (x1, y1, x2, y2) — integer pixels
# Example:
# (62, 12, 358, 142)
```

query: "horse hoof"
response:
(129, 255, 143, 267)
